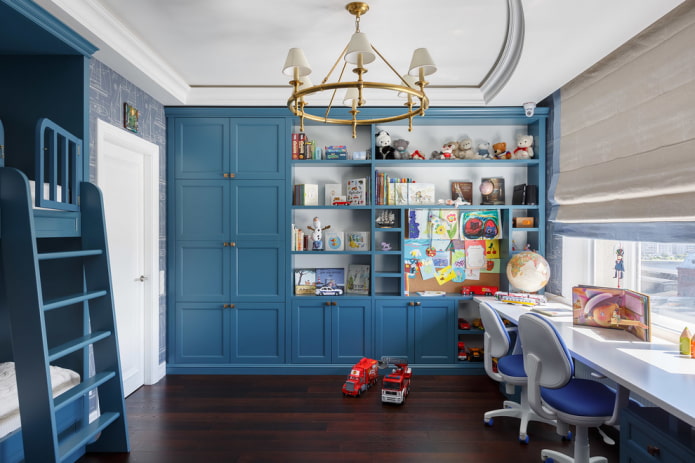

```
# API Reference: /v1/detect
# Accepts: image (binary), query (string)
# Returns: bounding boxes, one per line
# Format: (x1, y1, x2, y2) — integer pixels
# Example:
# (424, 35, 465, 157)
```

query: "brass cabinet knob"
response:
(223, 173, 236, 178)
(223, 303, 235, 309)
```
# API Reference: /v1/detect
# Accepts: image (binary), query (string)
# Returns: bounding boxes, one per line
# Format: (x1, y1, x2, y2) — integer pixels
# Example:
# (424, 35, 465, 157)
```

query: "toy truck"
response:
(342, 357, 379, 397)
(380, 357, 412, 405)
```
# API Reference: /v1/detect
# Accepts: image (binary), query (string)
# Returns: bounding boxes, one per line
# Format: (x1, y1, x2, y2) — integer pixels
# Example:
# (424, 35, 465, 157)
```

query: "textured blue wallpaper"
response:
(88, 59, 167, 363)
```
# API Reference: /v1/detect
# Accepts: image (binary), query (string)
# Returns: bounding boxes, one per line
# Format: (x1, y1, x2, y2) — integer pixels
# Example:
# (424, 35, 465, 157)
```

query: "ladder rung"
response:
(58, 412, 120, 461)
(48, 331, 111, 362)
(38, 249, 103, 261)
(54, 371, 117, 412)
(42, 290, 108, 311)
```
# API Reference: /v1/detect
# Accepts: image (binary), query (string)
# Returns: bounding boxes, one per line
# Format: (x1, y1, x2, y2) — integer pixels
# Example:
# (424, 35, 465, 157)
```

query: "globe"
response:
(506, 251, 550, 293)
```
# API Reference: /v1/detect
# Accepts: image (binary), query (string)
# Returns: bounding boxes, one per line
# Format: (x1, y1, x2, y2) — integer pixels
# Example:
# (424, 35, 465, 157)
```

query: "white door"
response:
(97, 120, 162, 397)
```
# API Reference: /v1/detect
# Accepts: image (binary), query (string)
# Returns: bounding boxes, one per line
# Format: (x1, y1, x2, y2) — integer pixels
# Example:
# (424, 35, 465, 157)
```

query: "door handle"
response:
(136, 275, 148, 282)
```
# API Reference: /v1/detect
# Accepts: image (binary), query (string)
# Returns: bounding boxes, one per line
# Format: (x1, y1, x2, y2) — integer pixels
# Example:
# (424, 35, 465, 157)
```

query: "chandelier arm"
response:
(322, 43, 350, 86)
(370, 45, 411, 84)
(324, 61, 349, 122)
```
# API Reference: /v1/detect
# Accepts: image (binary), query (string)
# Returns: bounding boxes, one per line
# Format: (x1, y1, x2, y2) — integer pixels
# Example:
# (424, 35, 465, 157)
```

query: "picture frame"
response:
(124, 103, 139, 133)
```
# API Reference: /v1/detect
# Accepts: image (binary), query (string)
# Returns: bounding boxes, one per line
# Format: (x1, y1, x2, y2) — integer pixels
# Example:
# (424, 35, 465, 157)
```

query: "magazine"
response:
(572, 285, 651, 341)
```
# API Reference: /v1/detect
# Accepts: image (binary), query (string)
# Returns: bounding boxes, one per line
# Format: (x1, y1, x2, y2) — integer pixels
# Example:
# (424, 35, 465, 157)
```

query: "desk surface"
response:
(476, 297, 695, 429)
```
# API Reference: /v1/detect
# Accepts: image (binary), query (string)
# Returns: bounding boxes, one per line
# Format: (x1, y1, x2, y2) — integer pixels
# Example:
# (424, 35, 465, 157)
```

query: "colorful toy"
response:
(307, 217, 330, 251)
(492, 141, 511, 159)
(458, 318, 471, 330)
(468, 347, 483, 362)
(380, 357, 412, 405)
(440, 141, 456, 159)
(457, 342, 468, 360)
(342, 357, 379, 397)
(380, 241, 392, 251)
(461, 285, 499, 296)
(512, 134, 534, 159)
(410, 149, 426, 160)
(455, 138, 482, 159)
(477, 141, 493, 159)
(494, 291, 547, 306)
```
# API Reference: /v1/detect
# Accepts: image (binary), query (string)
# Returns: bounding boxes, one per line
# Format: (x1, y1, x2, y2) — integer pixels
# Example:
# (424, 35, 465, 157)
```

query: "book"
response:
(571, 285, 651, 341)
(324, 231, 344, 251)
(408, 183, 435, 205)
(512, 184, 526, 205)
(347, 178, 368, 205)
(294, 184, 319, 205)
(294, 268, 317, 295)
(324, 183, 342, 205)
(451, 181, 473, 204)
(315, 268, 345, 295)
(347, 264, 370, 295)
(346, 231, 369, 251)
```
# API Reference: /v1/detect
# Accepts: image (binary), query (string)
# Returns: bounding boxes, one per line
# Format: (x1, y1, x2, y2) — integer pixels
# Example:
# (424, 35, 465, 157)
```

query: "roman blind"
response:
(550, 2, 695, 241)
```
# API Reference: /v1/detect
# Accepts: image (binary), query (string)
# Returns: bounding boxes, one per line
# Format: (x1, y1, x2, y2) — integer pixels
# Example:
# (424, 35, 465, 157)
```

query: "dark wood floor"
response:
(77, 374, 620, 463)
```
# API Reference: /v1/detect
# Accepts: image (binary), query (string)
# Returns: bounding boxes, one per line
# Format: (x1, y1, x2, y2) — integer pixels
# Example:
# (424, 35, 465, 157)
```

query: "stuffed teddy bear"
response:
(492, 142, 511, 159)
(440, 141, 456, 159)
(392, 139, 410, 160)
(512, 134, 534, 159)
(477, 141, 493, 159)
(375, 130, 396, 160)
(455, 138, 482, 159)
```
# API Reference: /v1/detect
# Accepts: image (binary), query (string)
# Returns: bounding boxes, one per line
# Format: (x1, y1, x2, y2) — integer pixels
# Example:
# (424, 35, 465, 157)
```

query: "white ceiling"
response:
(34, 0, 685, 108)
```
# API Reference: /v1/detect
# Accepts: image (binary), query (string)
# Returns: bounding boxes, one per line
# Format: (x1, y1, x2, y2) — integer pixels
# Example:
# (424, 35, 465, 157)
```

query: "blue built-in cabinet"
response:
(166, 106, 547, 374)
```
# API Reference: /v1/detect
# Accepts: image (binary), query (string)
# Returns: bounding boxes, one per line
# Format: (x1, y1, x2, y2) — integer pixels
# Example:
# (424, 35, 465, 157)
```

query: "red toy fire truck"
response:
(460, 285, 499, 296)
(342, 357, 379, 397)
(380, 357, 412, 405)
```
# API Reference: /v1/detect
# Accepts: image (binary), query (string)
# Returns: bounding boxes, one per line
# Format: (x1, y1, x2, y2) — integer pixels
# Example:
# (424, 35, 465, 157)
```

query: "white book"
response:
(324, 183, 343, 205)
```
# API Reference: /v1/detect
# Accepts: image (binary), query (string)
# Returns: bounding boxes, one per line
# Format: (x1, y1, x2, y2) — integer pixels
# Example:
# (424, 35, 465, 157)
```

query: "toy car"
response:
(458, 318, 471, 330)
(468, 347, 483, 362)
(315, 286, 344, 296)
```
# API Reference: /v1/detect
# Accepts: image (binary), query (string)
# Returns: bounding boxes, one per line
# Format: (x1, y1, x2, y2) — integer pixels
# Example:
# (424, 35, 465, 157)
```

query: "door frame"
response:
(96, 119, 164, 386)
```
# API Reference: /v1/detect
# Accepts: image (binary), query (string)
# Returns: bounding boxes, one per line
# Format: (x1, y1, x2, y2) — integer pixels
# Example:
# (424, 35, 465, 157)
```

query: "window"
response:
(562, 237, 695, 341)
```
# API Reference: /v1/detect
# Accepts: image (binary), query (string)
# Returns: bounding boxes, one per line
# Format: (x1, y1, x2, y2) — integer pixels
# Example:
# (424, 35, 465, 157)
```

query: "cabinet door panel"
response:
(174, 303, 230, 363)
(176, 242, 231, 302)
(374, 300, 412, 361)
(333, 299, 372, 363)
(173, 118, 229, 179)
(415, 301, 455, 363)
(232, 180, 284, 241)
(291, 300, 331, 363)
(230, 303, 285, 363)
(230, 118, 285, 179)
(233, 242, 284, 300)
(176, 180, 229, 241)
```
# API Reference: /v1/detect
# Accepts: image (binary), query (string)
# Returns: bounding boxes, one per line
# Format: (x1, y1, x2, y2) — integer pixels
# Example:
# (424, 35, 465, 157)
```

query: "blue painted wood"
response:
(174, 303, 230, 364)
(173, 118, 230, 179)
(231, 118, 286, 180)
(414, 300, 456, 364)
(332, 298, 372, 364)
(374, 299, 415, 361)
(229, 302, 285, 363)
(291, 299, 332, 364)
(0, 119, 4, 167)
(175, 242, 231, 302)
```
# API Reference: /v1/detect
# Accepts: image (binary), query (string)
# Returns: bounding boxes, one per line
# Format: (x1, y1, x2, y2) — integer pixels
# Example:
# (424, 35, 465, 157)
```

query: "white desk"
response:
(476, 297, 695, 429)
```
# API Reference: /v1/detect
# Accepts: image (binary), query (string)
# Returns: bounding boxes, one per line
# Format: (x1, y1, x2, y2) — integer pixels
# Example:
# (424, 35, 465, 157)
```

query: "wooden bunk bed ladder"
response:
(0, 167, 129, 463)
(35, 118, 82, 211)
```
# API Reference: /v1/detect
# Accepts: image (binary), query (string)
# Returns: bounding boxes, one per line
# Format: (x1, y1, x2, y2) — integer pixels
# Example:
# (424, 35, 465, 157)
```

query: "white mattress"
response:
(28, 180, 64, 208)
(0, 362, 80, 439)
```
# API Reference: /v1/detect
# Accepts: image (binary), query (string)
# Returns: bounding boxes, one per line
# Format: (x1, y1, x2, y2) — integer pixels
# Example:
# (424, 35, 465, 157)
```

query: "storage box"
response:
(513, 217, 534, 228)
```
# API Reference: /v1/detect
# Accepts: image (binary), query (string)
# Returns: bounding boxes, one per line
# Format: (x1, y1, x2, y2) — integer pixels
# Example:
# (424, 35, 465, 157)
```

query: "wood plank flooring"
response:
(77, 374, 620, 463)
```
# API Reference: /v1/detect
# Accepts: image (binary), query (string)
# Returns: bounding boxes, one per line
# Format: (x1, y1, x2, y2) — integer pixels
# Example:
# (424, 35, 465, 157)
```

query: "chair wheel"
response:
(562, 430, 572, 441)
(518, 434, 529, 444)
(543, 459, 554, 463)
(484, 418, 493, 427)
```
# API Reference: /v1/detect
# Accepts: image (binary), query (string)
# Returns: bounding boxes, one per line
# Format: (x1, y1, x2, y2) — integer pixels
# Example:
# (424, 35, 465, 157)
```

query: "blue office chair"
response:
(518, 312, 628, 463)
(479, 302, 555, 443)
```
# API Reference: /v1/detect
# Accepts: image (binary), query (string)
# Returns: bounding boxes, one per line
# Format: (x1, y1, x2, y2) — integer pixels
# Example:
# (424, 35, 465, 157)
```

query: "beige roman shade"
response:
(551, 2, 695, 227)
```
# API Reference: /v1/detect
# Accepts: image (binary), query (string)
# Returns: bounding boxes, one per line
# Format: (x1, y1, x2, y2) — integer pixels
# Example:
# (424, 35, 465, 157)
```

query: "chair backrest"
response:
(479, 302, 511, 358)
(518, 313, 574, 389)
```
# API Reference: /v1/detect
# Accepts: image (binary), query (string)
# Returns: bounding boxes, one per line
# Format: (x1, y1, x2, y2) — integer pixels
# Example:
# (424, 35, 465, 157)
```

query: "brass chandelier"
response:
(282, 2, 437, 137)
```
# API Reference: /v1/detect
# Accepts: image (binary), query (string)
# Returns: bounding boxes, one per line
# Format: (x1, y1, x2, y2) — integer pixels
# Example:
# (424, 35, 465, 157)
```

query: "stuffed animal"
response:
(512, 134, 534, 159)
(492, 142, 511, 159)
(375, 130, 396, 159)
(440, 141, 456, 159)
(392, 139, 410, 160)
(477, 141, 492, 159)
(410, 149, 426, 160)
(455, 138, 482, 159)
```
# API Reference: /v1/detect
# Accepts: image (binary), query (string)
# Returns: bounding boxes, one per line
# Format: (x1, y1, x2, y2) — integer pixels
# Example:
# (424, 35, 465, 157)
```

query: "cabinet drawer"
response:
(621, 407, 695, 463)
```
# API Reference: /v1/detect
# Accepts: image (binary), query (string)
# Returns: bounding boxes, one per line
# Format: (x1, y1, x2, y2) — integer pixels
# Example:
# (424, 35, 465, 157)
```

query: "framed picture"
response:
(124, 103, 139, 133)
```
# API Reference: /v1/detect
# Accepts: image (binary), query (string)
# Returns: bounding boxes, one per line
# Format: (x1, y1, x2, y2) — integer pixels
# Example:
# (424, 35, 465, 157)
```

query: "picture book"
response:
(347, 178, 368, 206)
(451, 181, 473, 204)
(571, 285, 651, 341)
(347, 264, 370, 295)
(324, 231, 344, 251)
(324, 183, 342, 205)
(408, 183, 435, 205)
(294, 268, 317, 295)
(315, 268, 345, 294)
(346, 231, 369, 251)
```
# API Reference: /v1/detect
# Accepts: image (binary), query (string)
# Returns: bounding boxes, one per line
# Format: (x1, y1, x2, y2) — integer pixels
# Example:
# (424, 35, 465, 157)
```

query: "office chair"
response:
(518, 312, 628, 463)
(479, 302, 555, 443)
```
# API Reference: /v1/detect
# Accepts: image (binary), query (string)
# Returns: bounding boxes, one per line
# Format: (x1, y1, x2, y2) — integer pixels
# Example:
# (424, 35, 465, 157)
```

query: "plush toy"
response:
(512, 134, 534, 159)
(307, 217, 331, 251)
(477, 141, 492, 159)
(492, 142, 511, 159)
(410, 149, 426, 160)
(375, 130, 396, 159)
(455, 138, 482, 159)
(392, 139, 410, 160)
(440, 141, 456, 159)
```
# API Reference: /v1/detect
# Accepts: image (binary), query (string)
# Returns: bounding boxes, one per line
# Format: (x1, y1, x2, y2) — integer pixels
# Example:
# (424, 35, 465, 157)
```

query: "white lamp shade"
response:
(408, 48, 437, 76)
(343, 87, 366, 106)
(344, 32, 376, 65)
(283, 48, 312, 77)
(397, 75, 418, 98)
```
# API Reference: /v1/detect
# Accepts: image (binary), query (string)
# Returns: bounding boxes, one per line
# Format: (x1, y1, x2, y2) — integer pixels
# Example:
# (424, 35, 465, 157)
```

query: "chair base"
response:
(540, 425, 607, 463)
(540, 449, 607, 463)
(483, 399, 555, 442)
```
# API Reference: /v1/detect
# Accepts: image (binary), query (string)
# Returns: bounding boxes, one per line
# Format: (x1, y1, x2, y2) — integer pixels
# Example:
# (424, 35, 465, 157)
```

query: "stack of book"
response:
(291, 132, 308, 160)
(324, 145, 347, 160)
(290, 225, 308, 251)
(293, 184, 318, 205)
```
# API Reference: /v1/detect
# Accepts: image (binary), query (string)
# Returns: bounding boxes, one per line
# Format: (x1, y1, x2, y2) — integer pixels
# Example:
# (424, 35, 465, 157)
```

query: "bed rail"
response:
(0, 119, 5, 167)
(34, 118, 82, 211)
